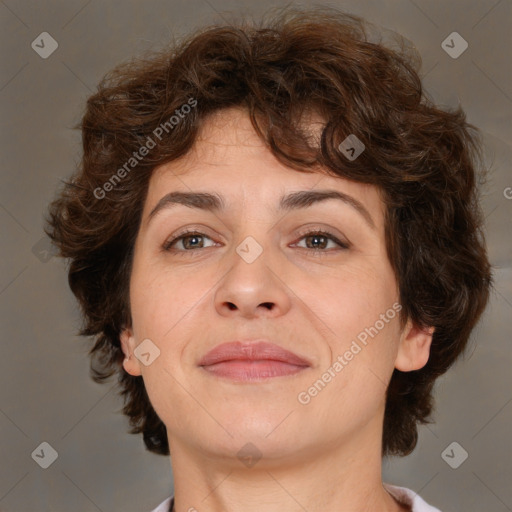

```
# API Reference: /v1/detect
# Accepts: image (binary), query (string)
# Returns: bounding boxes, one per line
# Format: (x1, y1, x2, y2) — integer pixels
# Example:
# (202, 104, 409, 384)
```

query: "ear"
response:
(120, 327, 143, 377)
(395, 318, 435, 372)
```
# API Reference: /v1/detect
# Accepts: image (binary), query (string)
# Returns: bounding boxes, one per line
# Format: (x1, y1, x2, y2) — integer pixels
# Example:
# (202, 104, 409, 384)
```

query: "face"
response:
(121, 106, 431, 465)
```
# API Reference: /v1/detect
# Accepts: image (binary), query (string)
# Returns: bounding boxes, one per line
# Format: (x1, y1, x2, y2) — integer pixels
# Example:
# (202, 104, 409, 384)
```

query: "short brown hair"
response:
(46, 6, 492, 457)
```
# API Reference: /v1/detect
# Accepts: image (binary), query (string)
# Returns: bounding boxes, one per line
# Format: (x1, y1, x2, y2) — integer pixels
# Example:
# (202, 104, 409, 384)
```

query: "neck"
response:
(166, 424, 404, 512)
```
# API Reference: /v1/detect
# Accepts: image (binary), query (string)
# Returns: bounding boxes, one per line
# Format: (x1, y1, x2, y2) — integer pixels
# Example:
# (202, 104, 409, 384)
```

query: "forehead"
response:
(143, 107, 386, 224)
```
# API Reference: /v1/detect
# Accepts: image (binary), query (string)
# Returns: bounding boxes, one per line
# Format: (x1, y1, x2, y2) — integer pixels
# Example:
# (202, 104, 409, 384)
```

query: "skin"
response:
(120, 106, 433, 512)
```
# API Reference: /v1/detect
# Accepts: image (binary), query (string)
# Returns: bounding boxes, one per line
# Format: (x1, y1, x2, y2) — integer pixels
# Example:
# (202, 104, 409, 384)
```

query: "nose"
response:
(214, 238, 292, 319)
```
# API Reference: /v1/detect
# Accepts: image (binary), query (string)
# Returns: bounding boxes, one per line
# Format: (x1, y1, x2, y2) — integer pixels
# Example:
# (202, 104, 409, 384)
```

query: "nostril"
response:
(261, 302, 273, 310)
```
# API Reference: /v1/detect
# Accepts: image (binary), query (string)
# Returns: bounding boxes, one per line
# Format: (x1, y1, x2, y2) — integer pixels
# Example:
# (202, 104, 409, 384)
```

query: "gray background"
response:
(0, 0, 511, 511)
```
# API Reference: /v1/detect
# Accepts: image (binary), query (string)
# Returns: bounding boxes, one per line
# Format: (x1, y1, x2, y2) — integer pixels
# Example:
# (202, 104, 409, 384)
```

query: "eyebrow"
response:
(147, 189, 376, 229)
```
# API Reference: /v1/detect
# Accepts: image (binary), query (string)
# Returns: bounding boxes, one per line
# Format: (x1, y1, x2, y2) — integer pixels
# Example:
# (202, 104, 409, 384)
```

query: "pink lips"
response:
(198, 341, 311, 381)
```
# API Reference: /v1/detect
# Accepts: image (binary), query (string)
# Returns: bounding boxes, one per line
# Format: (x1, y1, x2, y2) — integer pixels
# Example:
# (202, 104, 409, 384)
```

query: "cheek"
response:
(301, 261, 398, 336)
(129, 262, 210, 337)
(127, 265, 207, 418)
(299, 262, 401, 382)
(302, 316, 401, 419)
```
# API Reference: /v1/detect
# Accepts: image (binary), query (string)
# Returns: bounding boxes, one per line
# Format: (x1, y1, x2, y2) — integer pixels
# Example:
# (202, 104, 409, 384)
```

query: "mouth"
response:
(198, 341, 311, 382)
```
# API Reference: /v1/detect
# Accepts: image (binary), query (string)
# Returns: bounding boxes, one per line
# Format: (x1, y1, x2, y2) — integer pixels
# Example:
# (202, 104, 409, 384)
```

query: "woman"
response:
(46, 7, 492, 512)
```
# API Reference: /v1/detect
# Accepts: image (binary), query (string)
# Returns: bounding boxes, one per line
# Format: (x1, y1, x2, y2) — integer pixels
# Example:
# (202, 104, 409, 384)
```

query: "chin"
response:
(200, 432, 309, 469)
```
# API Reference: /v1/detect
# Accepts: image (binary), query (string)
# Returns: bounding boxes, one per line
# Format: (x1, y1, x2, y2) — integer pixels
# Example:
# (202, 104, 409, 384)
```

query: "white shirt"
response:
(150, 483, 442, 511)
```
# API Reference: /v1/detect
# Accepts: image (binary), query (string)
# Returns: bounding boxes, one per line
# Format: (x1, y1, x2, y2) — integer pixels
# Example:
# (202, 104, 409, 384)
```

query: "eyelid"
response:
(163, 225, 351, 254)
(292, 226, 350, 251)
(162, 227, 217, 251)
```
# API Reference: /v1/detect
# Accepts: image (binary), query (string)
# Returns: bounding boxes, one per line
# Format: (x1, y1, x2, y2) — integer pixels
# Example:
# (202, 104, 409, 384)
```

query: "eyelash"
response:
(162, 228, 350, 255)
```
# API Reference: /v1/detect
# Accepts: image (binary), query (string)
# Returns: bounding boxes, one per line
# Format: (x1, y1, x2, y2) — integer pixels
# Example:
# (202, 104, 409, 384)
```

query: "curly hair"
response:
(45, 6, 492, 457)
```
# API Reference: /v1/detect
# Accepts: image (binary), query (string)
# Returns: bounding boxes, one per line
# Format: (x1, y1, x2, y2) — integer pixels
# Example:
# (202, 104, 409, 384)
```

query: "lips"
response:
(198, 341, 311, 366)
(198, 341, 311, 381)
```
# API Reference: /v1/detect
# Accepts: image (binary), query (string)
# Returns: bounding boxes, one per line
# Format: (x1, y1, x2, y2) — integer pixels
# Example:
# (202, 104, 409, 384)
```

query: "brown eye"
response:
(294, 230, 349, 251)
(163, 231, 215, 251)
